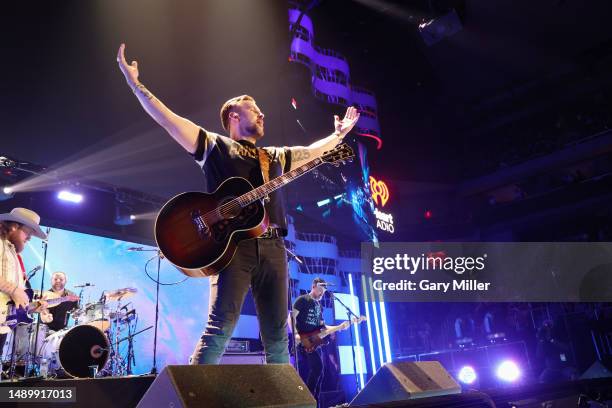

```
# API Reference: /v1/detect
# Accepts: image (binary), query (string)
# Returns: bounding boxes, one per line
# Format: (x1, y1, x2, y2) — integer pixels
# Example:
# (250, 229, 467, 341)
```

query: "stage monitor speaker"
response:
(580, 360, 612, 379)
(136, 364, 316, 408)
(350, 361, 461, 406)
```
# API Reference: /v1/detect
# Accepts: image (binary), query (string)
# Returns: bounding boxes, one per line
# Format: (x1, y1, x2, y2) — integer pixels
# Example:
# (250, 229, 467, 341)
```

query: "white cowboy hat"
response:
(0, 207, 47, 239)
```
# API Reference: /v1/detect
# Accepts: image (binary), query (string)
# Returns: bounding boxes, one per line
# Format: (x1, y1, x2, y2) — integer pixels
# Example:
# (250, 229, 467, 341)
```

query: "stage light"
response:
(424, 210, 432, 219)
(114, 215, 134, 226)
(368, 277, 385, 368)
(114, 204, 135, 226)
(361, 275, 377, 374)
(57, 190, 83, 203)
(349, 273, 365, 388)
(418, 9, 463, 46)
(496, 360, 521, 382)
(0, 186, 14, 201)
(377, 288, 393, 363)
(317, 198, 330, 207)
(458, 366, 477, 384)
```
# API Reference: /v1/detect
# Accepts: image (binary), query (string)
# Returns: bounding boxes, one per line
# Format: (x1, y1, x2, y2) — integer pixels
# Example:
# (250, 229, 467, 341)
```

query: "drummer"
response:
(40, 272, 79, 332)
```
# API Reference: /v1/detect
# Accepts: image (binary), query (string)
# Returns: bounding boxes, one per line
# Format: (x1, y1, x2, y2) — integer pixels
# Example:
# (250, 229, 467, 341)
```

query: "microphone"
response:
(120, 302, 132, 311)
(42, 227, 51, 246)
(127, 247, 144, 251)
(74, 283, 95, 288)
(318, 282, 335, 287)
(285, 248, 303, 264)
(27, 265, 42, 280)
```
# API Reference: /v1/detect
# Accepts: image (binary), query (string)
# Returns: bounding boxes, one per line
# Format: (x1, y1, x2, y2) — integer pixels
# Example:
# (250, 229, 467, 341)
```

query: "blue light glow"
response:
(496, 360, 521, 382)
(377, 288, 393, 363)
(368, 277, 384, 369)
(57, 190, 83, 203)
(458, 366, 477, 384)
(349, 273, 365, 389)
(317, 198, 330, 207)
(361, 275, 377, 375)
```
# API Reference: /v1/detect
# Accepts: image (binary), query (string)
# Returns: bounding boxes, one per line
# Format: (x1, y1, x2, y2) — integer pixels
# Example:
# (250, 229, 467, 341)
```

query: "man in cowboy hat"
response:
(0, 207, 47, 358)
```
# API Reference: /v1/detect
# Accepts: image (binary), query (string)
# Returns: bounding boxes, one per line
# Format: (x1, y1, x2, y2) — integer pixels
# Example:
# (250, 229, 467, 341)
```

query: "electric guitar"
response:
(297, 315, 367, 353)
(1, 289, 79, 329)
(155, 143, 354, 277)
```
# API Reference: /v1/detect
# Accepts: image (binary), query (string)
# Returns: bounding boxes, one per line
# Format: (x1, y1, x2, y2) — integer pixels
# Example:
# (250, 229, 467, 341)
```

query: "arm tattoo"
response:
(133, 83, 155, 101)
(292, 149, 311, 162)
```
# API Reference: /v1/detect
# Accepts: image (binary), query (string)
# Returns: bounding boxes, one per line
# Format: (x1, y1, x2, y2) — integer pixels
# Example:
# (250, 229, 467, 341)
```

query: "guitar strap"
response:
(257, 148, 271, 203)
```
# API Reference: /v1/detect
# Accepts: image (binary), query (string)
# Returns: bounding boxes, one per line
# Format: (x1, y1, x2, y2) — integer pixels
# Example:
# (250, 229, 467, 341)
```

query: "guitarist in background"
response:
(39, 272, 79, 333)
(293, 278, 348, 403)
(0, 208, 47, 358)
(117, 44, 359, 365)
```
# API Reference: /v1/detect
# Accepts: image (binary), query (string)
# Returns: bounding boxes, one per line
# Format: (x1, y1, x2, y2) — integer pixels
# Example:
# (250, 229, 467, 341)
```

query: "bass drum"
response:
(40, 325, 109, 378)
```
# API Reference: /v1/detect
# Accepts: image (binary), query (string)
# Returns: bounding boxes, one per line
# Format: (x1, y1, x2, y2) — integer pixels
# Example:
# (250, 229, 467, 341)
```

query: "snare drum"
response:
(39, 325, 109, 378)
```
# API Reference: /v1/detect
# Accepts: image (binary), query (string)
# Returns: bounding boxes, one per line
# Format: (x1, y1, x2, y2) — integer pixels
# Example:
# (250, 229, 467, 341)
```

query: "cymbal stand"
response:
(107, 301, 127, 377)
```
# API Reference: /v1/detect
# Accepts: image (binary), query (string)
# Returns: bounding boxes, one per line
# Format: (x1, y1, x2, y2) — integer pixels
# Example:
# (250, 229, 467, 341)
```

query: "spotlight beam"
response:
(5, 127, 183, 194)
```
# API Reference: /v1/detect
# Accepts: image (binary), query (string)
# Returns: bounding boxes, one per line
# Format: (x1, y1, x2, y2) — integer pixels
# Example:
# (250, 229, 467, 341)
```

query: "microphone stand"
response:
(130, 247, 162, 375)
(151, 251, 161, 375)
(284, 247, 302, 373)
(328, 290, 361, 393)
(27, 227, 51, 378)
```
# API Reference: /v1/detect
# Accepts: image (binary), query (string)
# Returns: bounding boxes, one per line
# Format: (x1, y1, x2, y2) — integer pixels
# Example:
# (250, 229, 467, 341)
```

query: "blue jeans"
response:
(190, 237, 289, 364)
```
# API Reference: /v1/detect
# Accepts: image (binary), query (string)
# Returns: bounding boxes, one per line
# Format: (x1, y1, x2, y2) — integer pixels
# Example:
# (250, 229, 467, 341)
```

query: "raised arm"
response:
(117, 44, 200, 154)
(289, 106, 360, 170)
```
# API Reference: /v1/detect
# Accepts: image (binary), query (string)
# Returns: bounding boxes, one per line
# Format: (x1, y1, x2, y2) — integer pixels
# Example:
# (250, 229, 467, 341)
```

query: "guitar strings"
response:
(197, 158, 324, 225)
(196, 147, 349, 225)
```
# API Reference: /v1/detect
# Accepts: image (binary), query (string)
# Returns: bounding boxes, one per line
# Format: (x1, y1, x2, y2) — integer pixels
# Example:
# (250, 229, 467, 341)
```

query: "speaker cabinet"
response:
(350, 361, 461, 406)
(137, 364, 316, 408)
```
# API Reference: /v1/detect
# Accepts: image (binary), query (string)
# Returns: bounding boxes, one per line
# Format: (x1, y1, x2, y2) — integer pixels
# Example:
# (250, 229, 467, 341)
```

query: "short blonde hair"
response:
(219, 95, 255, 132)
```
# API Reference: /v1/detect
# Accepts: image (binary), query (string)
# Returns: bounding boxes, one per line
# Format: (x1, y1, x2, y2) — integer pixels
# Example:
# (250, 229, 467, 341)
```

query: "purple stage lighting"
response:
(496, 360, 521, 382)
(57, 190, 83, 203)
(457, 366, 477, 384)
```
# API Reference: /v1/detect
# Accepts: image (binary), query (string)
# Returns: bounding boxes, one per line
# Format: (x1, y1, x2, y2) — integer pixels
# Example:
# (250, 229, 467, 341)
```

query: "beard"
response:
(8, 233, 25, 253)
(244, 123, 264, 139)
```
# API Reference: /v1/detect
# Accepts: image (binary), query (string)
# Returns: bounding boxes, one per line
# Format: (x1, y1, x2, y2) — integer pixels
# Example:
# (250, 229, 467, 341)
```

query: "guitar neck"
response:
(47, 297, 69, 306)
(320, 319, 360, 339)
(30, 296, 72, 308)
(237, 157, 324, 206)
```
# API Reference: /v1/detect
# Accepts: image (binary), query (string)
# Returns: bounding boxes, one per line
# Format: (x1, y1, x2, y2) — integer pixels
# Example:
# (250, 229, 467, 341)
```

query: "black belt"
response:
(259, 227, 284, 239)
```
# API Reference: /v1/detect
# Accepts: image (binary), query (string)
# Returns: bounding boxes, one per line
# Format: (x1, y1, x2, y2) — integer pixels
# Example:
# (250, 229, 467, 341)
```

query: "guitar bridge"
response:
(191, 210, 210, 238)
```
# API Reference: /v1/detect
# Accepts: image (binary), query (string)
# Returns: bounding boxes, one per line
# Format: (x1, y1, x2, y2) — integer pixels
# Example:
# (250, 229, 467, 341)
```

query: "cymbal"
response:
(105, 287, 138, 301)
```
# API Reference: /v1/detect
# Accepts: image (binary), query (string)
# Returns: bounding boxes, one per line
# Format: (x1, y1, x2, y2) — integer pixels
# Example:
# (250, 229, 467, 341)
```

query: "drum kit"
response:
(3, 286, 140, 379)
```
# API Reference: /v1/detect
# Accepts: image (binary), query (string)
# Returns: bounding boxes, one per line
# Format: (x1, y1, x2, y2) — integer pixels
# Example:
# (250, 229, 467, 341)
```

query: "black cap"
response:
(312, 277, 327, 286)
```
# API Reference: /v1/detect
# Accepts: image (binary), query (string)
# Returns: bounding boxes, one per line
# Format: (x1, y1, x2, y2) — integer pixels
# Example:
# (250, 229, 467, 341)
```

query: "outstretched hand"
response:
(334, 106, 360, 138)
(117, 43, 139, 85)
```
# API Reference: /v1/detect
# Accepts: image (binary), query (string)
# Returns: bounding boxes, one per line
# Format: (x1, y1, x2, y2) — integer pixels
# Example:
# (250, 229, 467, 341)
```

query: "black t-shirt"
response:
(191, 129, 293, 233)
(46, 289, 78, 332)
(293, 294, 324, 334)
